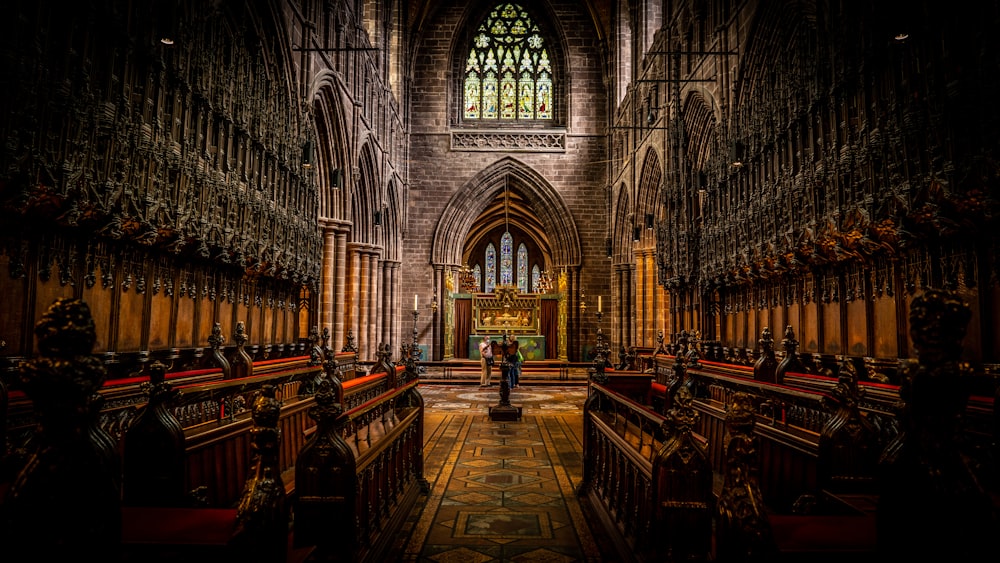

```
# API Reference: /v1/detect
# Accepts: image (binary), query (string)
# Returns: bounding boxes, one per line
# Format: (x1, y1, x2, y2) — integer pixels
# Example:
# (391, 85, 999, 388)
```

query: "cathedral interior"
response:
(1, 0, 999, 561)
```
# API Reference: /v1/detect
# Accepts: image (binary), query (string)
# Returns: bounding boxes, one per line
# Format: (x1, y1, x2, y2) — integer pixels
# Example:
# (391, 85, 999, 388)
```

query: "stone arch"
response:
(310, 71, 352, 220)
(353, 142, 381, 245)
(431, 157, 581, 269)
(612, 183, 632, 264)
(635, 147, 662, 248)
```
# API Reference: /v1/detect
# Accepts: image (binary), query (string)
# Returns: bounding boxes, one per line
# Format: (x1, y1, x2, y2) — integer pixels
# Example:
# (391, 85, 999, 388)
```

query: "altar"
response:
(468, 335, 546, 361)
(446, 281, 566, 362)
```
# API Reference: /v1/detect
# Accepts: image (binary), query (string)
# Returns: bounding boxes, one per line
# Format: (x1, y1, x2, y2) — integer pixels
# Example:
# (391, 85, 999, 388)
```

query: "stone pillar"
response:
(348, 245, 362, 354)
(335, 230, 348, 351)
(368, 252, 379, 359)
(320, 224, 336, 333)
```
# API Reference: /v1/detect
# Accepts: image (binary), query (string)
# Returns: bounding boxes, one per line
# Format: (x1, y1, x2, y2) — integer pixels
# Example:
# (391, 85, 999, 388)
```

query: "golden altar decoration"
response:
(473, 285, 539, 334)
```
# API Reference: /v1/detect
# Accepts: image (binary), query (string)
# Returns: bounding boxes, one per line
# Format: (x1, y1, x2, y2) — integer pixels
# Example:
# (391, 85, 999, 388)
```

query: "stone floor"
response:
(388, 383, 616, 562)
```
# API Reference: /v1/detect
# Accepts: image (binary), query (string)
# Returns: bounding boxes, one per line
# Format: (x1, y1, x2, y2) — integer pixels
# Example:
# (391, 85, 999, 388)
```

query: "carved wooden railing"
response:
(293, 364, 424, 562)
(582, 383, 664, 556)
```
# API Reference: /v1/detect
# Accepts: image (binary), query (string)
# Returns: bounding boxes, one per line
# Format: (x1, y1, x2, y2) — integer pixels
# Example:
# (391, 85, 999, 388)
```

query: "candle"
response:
(598, 296, 602, 313)
(414, 294, 418, 311)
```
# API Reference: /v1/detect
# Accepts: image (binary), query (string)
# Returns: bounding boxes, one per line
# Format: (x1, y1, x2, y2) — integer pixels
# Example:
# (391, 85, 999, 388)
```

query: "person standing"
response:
(509, 336, 523, 389)
(478, 335, 493, 387)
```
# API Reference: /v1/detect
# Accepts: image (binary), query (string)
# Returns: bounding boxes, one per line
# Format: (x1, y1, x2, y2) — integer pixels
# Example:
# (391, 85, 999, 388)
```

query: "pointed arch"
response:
(612, 182, 632, 263)
(635, 147, 662, 247)
(310, 71, 353, 220)
(431, 157, 581, 268)
(354, 142, 381, 244)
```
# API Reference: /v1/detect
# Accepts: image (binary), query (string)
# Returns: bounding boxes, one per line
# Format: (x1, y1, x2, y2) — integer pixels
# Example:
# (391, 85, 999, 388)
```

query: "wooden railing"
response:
(293, 362, 424, 562)
(582, 382, 714, 561)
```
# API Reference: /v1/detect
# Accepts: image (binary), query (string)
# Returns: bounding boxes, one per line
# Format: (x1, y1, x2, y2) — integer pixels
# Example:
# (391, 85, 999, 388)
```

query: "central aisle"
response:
(392, 385, 611, 562)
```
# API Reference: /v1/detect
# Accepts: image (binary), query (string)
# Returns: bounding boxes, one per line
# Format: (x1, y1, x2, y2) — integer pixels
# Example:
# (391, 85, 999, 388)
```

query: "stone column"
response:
(348, 245, 362, 354)
(368, 252, 379, 359)
(335, 230, 348, 351)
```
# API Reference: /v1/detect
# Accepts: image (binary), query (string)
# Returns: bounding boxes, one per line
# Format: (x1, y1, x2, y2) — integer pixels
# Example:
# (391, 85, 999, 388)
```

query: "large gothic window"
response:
(517, 243, 528, 292)
(464, 3, 553, 122)
(500, 232, 514, 285)
(485, 243, 497, 292)
(473, 264, 482, 292)
(531, 264, 541, 293)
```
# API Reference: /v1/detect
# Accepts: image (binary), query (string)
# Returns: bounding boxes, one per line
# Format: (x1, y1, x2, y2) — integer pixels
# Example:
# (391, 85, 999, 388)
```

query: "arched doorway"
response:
(430, 158, 582, 361)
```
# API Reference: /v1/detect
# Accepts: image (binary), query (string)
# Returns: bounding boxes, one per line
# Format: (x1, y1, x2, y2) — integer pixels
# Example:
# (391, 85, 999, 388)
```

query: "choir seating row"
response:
(582, 289, 998, 561)
(0, 298, 423, 563)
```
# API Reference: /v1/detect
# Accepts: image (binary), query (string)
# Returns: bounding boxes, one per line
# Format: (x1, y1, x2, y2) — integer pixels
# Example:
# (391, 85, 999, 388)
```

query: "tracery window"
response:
(500, 232, 513, 285)
(463, 3, 553, 122)
(485, 243, 497, 292)
(531, 264, 540, 293)
(473, 264, 482, 292)
(517, 243, 528, 292)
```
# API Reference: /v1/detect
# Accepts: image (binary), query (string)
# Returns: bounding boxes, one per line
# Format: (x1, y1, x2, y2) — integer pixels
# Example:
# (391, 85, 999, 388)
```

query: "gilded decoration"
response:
(474, 285, 539, 334)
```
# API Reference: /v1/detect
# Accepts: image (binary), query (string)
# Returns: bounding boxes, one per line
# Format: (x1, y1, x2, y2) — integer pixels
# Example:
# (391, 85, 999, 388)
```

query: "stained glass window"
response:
(485, 243, 497, 292)
(463, 3, 552, 122)
(500, 232, 513, 285)
(531, 264, 540, 293)
(517, 243, 528, 292)
(473, 264, 482, 292)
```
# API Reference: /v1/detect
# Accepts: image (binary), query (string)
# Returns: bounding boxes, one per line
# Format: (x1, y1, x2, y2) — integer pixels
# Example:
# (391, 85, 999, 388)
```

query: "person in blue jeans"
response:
(509, 341, 523, 389)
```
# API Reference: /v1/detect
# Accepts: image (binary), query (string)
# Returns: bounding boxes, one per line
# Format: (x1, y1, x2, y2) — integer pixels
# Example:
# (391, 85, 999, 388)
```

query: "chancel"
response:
(1, 1, 999, 561)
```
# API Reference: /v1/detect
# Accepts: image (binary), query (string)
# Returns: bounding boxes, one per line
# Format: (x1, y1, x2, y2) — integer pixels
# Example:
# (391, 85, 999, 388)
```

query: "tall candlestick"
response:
(598, 296, 602, 313)
(414, 294, 418, 311)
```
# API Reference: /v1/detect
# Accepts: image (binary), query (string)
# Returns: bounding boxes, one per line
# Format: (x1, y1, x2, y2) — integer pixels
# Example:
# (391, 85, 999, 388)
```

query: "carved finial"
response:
(7, 298, 120, 558)
(342, 329, 358, 353)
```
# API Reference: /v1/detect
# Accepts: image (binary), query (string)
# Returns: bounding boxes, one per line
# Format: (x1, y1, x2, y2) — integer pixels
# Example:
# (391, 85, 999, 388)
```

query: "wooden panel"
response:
(787, 305, 801, 342)
(263, 305, 275, 345)
(194, 297, 214, 348)
(0, 259, 29, 355)
(213, 301, 234, 341)
(802, 301, 819, 352)
(961, 290, 982, 364)
(734, 312, 746, 348)
(149, 291, 172, 349)
(845, 299, 867, 356)
(175, 295, 195, 348)
(80, 284, 112, 354)
(746, 308, 758, 349)
(872, 296, 898, 358)
(117, 287, 146, 350)
(822, 301, 841, 354)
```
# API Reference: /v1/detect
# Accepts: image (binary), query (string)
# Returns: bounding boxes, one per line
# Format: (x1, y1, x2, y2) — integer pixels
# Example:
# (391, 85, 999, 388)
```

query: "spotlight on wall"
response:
(633, 226, 641, 242)
(894, 32, 909, 42)
(645, 213, 654, 229)
(605, 237, 612, 257)
(331, 168, 342, 188)
(302, 140, 314, 169)
(373, 209, 381, 226)
(160, 37, 175, 45)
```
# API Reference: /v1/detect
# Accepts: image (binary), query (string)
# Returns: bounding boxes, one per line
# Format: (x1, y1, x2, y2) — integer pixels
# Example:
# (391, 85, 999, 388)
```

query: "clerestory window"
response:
(463, 3, 553, 122)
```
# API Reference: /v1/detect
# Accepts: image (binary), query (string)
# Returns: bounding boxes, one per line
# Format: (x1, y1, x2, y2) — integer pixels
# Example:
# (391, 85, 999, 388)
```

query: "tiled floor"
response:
(390, 384, 613, 562)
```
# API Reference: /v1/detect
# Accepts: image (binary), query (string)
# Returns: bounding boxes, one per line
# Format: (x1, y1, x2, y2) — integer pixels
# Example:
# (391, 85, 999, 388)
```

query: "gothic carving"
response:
(234, 385, 288, 562)
(716, 392, 775, 561)
(450, 130, 566, 152)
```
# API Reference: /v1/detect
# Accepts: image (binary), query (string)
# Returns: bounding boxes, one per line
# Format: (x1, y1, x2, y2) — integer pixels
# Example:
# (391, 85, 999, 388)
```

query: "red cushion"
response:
(121, 507, 237, 546)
